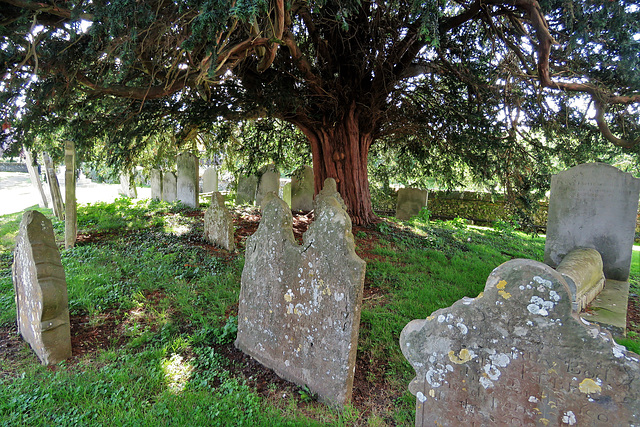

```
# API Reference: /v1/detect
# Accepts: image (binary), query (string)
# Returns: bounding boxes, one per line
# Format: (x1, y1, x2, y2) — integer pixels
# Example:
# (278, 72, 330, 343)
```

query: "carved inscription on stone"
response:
(236, 179, 366, 407)
(400, 259, 640, 426)
(12, 211, 72, 365)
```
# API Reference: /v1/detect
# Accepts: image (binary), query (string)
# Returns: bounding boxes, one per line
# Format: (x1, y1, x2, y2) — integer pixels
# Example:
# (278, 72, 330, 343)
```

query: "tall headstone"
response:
(204, 192, 235, 251)
(395, 187, 428, 220)
(545, 163, 640, 281)
(13, 211, 72, 365)
(23, 147, 48, 208)
(291, 165, 315, 212)
(236, 179, 366, 407)
(150, 169, 163, 201)
(283, 182, 292, 207)
(236, 174, 258, 205)
(118, 171, 137, 198)
(64, 140, 76, 249)
(202, 168, 218, 193)
(255, 164, 280, 207)
(176, 152, 199, 208)
(42, 153, 64, 220)
(162, 172, 177, 203)
(401, 259, 640, 426)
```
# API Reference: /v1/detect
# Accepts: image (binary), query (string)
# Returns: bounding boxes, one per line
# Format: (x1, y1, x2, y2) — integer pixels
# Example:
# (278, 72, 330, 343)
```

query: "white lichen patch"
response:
(527, 295, 555, 316)
(562, 411, 577, 425)
(533, 276, 552, 288)
(425, 363, 454, 388)
(416, 391, 428, 403)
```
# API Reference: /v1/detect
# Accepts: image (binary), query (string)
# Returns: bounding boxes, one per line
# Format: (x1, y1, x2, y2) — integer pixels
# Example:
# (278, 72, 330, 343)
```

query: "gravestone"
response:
(12, 211, 72, 365)
(544, 163, 640, 281)
(204, 192, 235, 251)
(291, 165, 314, 212)
(255, 164, 280, 207)
(176, 152, 199, 208)
(400, 259, 640, 426)
(150, 169, 163, 200)
(118, 171, 137, 198)
(395, 188, 428, 220)
(283, 182, 292, 207)
(162, 172, 177, 203)
(43, 152, 64, 220)
(236, 174, 258, 205)
(64, 140, 77, 249)
(236, 179, 366, 407)
(202, 168, 218, 193)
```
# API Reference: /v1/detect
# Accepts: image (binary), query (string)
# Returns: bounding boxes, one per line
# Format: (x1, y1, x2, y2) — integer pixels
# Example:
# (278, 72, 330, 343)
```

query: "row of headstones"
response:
(236, 164, 315, 211)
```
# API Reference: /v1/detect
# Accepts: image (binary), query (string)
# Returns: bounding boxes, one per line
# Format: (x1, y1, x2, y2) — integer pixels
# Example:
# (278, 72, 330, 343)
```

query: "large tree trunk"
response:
(295, 103, 378, 225)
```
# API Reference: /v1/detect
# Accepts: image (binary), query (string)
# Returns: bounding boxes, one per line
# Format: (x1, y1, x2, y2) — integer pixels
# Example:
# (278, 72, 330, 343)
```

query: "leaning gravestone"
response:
(291, 165, 315, 211)
(204, 192, 235, 251)
(400, 259, 640, 426)
(236, 174, 258, 205)
(545, 163, 640, 281)
(202, 168, 218, 193)
(255, 164, 280, 207)
(12, 211, 72, 365)
(150, 169, 163, 200)
(162, 171, 177, 203)
(176, 152, 199, 208)
(395, 187, 428, 220)
(236, 179, 366, 406)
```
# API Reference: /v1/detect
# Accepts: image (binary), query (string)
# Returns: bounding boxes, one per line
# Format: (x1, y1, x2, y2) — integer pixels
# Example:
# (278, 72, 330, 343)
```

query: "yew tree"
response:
(1, 0, 639, 224)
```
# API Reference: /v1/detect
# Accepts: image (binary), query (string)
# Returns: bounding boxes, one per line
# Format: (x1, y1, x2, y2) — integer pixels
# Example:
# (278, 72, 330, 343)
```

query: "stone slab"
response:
(545, 163, 640, 281)
(236, 179, 366, 407)
(401, 259, 640, 426)
(396, 188, 428, 220)
(12, 210, 72, 365)
(581, 279, 630, 337)
(162, 172, 177, 203)
(176, 152, 199, 208)
(236, 175, 258, 205)
(283, 182, 292, 207)
(204, 192, 235, 251)
(291, 165, 314, 212)
(118, 171, 137, 198)
(255, 164, 280, 207)
(150, 169, 163, 200)
(202, 168, 218, 193)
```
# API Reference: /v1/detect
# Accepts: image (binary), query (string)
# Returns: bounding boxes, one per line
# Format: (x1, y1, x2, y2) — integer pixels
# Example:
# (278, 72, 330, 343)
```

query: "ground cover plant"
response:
(0, 199, 638, 426)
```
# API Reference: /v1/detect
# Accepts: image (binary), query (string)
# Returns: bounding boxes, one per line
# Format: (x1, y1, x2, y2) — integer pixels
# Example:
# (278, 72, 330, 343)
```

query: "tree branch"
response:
(75, 72, 189, 100)
(0, 0, 93, 21)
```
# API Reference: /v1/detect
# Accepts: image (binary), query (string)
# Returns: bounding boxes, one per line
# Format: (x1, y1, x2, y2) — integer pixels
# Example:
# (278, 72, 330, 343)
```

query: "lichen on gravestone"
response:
(236, 178, 366, 407)
(400, 259, 640, 426)
(12, 210, 72, 365)
(203, 192, 235, 251)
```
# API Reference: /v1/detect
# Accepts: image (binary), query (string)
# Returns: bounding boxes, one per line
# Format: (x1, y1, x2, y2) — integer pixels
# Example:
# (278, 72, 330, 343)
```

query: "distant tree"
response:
(1, 0, 638, 224)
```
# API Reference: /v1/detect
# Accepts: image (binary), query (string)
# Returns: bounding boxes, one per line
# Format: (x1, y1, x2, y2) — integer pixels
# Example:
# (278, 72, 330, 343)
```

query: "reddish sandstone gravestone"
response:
(401, 259, 640, 426)
(236, 179, 366, 406)
(12, 210, 72, 365)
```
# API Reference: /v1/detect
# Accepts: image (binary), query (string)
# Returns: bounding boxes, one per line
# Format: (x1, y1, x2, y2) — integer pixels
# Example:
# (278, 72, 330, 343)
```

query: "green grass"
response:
(0, 201, 637, 426)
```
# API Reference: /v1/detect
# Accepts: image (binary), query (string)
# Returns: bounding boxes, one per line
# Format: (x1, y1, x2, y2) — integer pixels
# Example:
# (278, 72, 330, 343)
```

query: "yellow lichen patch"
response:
(579, 378, 602, 394)
(427, 315, 436, 321)
(496, 280, 507, 290)
(448, 349, 473, 364)
(476, 292, 484, 299)
(539, 418, 550, 426)
(284, 294, 292, 302)
(498, 290, 512, 299)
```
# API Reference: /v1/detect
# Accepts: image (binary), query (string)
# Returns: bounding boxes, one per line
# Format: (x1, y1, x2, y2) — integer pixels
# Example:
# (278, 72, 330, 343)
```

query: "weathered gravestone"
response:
(283, 182, 292, 207)
(150, 169, 163, 200)
(236, 174, 258, 205)
(118, 171, 137, 198)
(236, 179, 366, 406)
(176, 152, 199, 208)
(162, 172, 177, 203)
(12, 211, 72, 365)
(204, 192, 235, 251)
(400, 259, 640, 426)
(395, 188, 428, 220)
(291, 165, 314, 212)
(255, 164, 280, 207)
(202, 168, 218, 193)
(544, 163, 640, 281)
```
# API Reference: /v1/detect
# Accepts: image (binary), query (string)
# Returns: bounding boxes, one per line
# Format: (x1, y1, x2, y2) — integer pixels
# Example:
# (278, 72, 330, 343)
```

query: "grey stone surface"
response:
(236, 174, 258, 205)
(544, 163, 640, 281)
(43, 153, 64, 220)
(162, 172, 177, 203)
(150, 169, 163, 200)
(12, 211, 72, 365)
(204, 192, 235, 251)
(255, 164, 280, 207)
(118, 171, 137, 198)
(401, 259, 640, 426)
(556, 248, 605, 312)
(64, 140, 76, 249)
(291, 165, 314, 212)
(202, 168, 218, 193)
(236, 179, 366, 407)
(176, 152, 199, 208)
(283, 182, 292, 207)
(395, 188, 428, 220)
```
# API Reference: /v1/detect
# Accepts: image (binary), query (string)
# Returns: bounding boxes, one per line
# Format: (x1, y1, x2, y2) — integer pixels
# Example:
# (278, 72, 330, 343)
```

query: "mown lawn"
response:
(0, 198, 637, 426)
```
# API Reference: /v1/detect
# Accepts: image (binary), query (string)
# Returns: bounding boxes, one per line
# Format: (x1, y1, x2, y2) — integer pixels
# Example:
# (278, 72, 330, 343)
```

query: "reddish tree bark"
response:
(293, 103, 378, 225)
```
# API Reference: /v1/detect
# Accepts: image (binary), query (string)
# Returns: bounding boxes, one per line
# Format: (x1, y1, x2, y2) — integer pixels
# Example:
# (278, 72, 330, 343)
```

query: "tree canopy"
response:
(1, 0, 639, 224)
